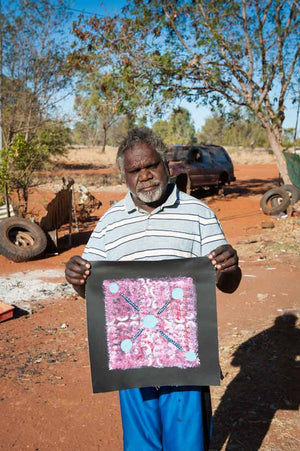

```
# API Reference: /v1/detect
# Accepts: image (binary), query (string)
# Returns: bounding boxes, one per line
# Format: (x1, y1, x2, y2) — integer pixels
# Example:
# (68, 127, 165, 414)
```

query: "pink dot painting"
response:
(102, 276, 200, 370)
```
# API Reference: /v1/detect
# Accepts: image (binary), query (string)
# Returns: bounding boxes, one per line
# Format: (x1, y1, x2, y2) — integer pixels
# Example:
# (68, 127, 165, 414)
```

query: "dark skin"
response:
(123, 142, 169, 212)
(65, 143, 241, 296)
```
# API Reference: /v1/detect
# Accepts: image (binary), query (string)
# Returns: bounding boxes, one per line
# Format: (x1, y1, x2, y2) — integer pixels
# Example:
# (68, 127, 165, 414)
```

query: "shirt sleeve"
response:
(82, 217, 107, 261)
(199, 208, 228, 256)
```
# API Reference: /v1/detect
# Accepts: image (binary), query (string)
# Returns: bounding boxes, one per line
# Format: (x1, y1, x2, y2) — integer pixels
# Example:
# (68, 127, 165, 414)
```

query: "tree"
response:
(70, 57, 150, 152)
(1, 0, 72, 148)
(74, 72, 127, 152)
(108, 115, 135, 146)
(198, 111, 268, 147)
(153, 107, 196, 144)
(72, 0, 299, 183)
(71, 120, 98, 146)
(223, 120, 268, 148)
(152, 120, 170, 143)
(0, 122, 70, 216)
(197, 114, 226, 145)
(0, 0, 73, 212)
(168, 108, 196, 144)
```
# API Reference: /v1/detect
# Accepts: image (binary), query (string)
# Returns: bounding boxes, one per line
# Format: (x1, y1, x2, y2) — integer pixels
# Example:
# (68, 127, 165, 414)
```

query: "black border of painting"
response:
(86, 256, 220, 393)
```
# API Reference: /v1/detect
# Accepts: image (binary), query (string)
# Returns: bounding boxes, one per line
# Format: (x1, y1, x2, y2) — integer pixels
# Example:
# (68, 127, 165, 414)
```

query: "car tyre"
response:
(260, 188, 291, 215)
(270, 184, 300, 208)
(281, 184, 300, 205)
(0, 217, 47, 262)
(175, 173, 191, 194)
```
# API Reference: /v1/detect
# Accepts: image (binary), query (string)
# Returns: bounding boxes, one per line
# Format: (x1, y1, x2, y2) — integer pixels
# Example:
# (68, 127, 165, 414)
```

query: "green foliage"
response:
(71, 0, 300, 182)
(36, 122, 71, 155)
(152, 108, 196, 144)
(197, 112, 268, 147)
(1, 0, 72, 148)
(282, 128, 298, 148)
(152, 120, 170, 142)
(197, 115, 226, 145)
(108, 116, 134, 146)
(0, 0, 73, 214)
(71, 114, 133, 147)
(73, 70, 145, 151)
(0, 123, 70, 216)
(71, 121, 97, 146)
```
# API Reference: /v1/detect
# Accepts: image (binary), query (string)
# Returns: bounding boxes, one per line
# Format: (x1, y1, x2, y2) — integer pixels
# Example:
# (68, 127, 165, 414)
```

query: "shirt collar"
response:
(125, 183, 179, 214)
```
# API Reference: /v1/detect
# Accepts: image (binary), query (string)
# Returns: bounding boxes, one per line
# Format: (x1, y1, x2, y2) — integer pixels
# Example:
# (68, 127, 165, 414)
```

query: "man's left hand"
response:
(208, 244, 238, 273)
(208, 244, 241, 293)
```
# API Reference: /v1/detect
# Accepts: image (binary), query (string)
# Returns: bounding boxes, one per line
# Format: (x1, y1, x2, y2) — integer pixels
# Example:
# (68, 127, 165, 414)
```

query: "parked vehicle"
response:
(166, 144, 235, 193)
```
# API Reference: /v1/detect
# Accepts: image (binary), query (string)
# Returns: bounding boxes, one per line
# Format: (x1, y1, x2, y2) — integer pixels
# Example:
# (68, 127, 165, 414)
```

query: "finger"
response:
(65, 256, 91, 284)
(66, 264, 90, 276)
(66, 257, 90, 274)
(65, 268, 87, 285)
(209, 247, 237, 266)
(208, 244, 230, 259)
(215, 256, 238, 271)
(70, 256, 91, 270)
(214, 250, 237, 265)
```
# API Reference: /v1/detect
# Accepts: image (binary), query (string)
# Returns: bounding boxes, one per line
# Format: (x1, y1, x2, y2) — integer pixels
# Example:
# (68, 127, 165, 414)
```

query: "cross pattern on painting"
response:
(102, 276, 200, 370)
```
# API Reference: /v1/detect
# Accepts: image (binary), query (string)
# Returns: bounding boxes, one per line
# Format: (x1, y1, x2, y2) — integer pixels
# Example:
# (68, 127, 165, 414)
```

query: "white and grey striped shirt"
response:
(82, 185, 227, 262)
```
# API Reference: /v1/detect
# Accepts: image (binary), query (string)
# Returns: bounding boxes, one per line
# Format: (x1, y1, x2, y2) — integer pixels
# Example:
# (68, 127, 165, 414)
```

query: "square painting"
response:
(103, 276, 200, 370)
(86, 257, 220, 393)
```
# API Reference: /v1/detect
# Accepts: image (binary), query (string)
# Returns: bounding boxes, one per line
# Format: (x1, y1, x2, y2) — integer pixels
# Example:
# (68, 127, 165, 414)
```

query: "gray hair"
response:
(116, 127, 168, 175)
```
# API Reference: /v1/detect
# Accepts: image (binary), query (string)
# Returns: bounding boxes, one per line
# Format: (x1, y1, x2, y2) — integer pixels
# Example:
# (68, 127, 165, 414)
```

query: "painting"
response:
(86, 257, 220, 393)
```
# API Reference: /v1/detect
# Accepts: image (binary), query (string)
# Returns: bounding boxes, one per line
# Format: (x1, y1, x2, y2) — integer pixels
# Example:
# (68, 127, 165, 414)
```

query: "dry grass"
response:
(53, 145, 276, 167)
(53, 145, 118, 166)
(225, 146, 276, 164)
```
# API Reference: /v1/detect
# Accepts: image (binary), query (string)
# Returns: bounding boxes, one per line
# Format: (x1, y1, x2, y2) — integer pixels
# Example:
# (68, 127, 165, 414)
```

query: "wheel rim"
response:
(8, 228, 35, 247)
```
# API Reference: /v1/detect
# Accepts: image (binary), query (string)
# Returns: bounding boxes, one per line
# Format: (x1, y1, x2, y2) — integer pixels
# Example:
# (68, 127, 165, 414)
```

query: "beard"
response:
(135, 180, 166, 204)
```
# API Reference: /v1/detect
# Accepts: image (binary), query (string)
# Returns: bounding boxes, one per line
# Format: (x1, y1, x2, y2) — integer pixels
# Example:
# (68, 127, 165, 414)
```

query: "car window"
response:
(212, 148, 230, 163)
(201, 149, 212, 165)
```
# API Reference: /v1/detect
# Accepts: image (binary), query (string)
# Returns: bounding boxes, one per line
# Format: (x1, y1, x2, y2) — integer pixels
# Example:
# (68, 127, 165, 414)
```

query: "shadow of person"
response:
(210, 314, 299, 450)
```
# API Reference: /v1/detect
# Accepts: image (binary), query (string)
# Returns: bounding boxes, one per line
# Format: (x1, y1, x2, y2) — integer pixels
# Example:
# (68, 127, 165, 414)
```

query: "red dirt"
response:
(1, 163, 299, 450)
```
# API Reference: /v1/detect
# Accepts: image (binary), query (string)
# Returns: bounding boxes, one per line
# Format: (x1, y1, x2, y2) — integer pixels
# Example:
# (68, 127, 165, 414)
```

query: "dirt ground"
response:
(0, 154, 299, 450)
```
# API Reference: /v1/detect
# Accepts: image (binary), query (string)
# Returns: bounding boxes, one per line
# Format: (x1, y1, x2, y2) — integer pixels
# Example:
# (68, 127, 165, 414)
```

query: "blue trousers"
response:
(119, 386, 206, 451)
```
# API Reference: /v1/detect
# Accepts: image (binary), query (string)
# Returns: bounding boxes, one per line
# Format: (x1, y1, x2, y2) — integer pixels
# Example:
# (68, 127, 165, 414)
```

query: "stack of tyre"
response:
(260, 184, 300, 215)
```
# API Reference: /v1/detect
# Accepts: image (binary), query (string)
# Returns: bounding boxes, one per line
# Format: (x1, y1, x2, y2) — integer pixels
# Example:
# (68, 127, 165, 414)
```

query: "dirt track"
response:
(0, 162, 299, 450)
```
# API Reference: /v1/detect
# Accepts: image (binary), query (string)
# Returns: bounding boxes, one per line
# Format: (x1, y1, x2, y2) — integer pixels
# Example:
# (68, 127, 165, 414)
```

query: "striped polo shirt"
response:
(82, 184, 227, 262)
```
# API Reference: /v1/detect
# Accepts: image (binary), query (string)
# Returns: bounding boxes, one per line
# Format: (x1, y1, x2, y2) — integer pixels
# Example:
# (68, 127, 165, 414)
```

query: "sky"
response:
(60, 0, 298, 133)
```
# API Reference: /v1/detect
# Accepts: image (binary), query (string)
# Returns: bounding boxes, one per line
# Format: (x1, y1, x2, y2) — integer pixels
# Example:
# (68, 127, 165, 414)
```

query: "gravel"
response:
(0, 269, 73, 310)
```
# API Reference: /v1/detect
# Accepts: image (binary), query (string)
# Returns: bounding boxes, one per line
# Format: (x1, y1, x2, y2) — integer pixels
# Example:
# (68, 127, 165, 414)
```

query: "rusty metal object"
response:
(39, 179, 74, 232)
(76, 185, 102, 221)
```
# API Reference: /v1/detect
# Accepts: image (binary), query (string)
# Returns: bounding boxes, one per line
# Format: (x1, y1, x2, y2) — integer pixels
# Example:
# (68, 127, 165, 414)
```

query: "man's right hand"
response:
(65, 256, 91, 297)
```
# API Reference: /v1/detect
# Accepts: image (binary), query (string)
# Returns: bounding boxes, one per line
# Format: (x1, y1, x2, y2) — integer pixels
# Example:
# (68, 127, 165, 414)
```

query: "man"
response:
(65, 127, 241, 451)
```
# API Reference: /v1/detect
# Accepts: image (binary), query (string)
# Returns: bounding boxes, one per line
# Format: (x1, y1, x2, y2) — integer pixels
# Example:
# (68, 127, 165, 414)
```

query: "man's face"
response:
(123, 142, 169, 211)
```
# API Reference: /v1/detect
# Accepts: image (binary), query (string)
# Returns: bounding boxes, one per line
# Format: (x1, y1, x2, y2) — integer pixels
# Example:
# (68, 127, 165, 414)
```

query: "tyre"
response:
(0, 217, 47, 262)
(270, 184, 300, 208)
(260, 188, 290, 215)
(175, 173, 191, 194)
(281, 184, 300, 205)
(218, 172, 229, 186)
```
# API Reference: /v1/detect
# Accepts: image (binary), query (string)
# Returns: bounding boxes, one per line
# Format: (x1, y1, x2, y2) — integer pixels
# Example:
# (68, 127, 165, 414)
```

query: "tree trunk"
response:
(266, 129, 292, 185)
(101, 126, 107, 154)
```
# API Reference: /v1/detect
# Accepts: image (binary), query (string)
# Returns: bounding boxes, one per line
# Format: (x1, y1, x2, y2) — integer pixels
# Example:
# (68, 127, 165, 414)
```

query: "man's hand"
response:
(65, 256, 91, 298)
(208, 244, 238, 272)
(208, 244, 241, 293)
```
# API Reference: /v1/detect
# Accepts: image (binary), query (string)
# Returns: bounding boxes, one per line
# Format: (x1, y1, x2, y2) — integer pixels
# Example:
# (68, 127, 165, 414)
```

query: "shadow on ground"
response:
(210, 314, 299, 450)
(41, 230, 92, 259)
(54, 162, 106, 170)
(58, 230, 92, 250)
(192, 176, 282, 200)
(223, 176, 282, 196)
